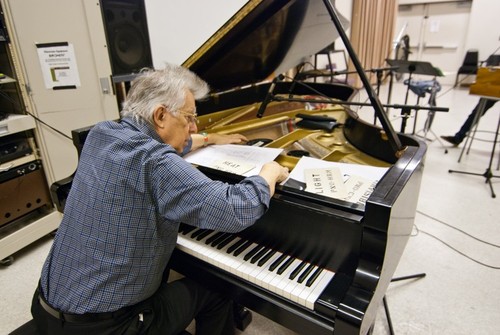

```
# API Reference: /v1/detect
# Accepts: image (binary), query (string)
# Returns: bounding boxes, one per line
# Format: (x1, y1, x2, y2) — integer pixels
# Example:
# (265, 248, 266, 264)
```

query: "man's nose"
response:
(189, 122, 198, 133)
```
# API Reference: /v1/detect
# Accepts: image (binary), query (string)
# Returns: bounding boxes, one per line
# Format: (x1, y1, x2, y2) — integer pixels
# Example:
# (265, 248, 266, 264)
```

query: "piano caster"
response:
(233, 303, 252, 331)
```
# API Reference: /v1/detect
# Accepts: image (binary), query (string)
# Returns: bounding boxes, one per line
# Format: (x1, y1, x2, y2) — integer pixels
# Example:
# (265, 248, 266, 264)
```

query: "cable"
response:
(436, 73, 473, 99)
(416, 227, 500, 270)
(417, 210, 500, 248)
(24, 110, 72, 140)
(0, 90, 72, 141)
(413, 211, 500, 270)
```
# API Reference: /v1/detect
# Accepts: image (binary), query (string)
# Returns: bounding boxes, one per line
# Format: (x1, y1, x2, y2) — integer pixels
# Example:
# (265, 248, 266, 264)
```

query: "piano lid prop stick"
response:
(321, 0, 405, 157)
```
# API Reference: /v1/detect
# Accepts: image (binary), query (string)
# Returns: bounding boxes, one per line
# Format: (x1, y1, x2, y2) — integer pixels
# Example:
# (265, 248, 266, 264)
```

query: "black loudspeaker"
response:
(100, 0, 153, 76)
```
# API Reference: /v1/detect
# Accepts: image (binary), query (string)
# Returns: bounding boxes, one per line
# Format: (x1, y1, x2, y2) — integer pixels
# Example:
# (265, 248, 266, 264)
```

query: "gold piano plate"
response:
(197, 98, 391, 171)
(469, 66, 500, 99)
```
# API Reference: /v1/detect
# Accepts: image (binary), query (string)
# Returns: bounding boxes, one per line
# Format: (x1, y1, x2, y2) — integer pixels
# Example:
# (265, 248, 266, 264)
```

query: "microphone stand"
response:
(271, 95, 449, 133)
(256, 74, 284, 118)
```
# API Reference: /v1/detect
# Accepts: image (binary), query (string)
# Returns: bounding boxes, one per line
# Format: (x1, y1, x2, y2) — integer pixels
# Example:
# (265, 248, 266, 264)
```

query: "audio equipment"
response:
(0, 160, 51, 227)
(0, 135, 33, 164)
(100, 0, 153, 77)
(0, 14, 9, 43)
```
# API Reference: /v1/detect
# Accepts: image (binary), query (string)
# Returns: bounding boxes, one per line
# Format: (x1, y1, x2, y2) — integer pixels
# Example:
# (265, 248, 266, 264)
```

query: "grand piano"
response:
(51, 1, 426, 334)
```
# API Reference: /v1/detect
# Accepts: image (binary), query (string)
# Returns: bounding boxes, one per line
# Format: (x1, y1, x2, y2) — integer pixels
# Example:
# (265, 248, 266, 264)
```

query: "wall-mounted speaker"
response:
(100, 0, 153, 77)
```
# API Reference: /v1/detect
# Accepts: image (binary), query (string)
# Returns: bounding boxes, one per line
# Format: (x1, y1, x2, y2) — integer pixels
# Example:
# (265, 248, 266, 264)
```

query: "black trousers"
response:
(456, 98, 497, 141)
(31, 276, 235, 335)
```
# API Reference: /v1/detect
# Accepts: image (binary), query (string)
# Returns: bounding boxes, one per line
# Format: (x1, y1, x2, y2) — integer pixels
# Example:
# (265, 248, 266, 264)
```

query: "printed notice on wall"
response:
(36, 42, 81, 89)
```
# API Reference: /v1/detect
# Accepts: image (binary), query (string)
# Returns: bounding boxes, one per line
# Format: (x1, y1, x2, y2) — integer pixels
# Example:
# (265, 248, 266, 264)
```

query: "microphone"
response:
(257, 74, 283, 118)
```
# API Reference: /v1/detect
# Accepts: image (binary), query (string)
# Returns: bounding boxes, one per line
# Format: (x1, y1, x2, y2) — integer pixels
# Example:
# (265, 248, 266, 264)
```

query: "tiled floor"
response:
(1, 81, 499, 335)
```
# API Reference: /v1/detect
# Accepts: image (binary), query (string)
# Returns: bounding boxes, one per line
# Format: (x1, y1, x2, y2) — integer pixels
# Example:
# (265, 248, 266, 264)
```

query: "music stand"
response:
(448, 97, 500, 198)
(386, 59, 443, 103)
(386, 59, 443, 133)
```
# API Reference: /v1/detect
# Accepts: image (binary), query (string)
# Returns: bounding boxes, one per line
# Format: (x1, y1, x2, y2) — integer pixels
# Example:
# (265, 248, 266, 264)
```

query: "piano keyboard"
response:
(176, 226, 335, 310)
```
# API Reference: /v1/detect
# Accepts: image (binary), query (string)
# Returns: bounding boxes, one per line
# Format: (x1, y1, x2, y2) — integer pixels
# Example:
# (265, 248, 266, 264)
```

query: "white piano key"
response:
(273, 258, 303, 297)
(248, 250, 281, 286)
(176, 232, 335, 311)
(255, 253, 286, 290)
(289, 264, 317, 304)
(233, 243, 261, 281)
(283, 261, 309, 301)
(297, 268, 327, 307)
(304, 271, 335, 309)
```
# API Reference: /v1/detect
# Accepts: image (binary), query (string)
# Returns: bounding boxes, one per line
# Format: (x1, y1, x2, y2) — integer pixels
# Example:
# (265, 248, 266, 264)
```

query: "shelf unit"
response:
(0, 6, 59, 264)
(0, 113, 35, 137)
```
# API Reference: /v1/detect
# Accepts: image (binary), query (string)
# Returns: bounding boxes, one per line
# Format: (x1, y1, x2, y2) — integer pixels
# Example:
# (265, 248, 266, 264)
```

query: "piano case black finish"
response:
(51, 1, 426, 334)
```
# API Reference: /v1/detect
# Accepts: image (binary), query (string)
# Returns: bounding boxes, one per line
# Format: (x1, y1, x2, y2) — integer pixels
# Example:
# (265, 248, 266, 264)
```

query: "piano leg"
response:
(234, 303, 253, 331)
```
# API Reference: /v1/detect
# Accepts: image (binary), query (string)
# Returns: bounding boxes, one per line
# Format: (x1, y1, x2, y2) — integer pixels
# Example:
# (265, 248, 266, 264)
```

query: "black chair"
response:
(9, 319, 38, 335)
(483, 54, 500, 67)
(454, 49, 479, 87)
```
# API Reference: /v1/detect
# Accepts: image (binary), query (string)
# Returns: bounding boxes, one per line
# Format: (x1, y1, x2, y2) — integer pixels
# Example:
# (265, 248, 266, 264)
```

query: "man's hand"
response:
(258, 161, 289, 196)
(209, 133, 248, 145)
(191, 133, 248, 150)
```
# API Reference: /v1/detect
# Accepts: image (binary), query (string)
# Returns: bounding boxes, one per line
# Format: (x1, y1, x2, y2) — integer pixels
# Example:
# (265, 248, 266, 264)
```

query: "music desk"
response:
(448, 66, 500, 198)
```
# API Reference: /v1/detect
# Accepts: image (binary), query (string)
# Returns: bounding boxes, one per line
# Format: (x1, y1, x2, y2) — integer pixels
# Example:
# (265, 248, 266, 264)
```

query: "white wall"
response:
(146, 0, 353, 69)
(146, 0, 498, 75)
(464, 0, 500, 61)
(146, 0, 247, 67)
(398, 0, 500, 61)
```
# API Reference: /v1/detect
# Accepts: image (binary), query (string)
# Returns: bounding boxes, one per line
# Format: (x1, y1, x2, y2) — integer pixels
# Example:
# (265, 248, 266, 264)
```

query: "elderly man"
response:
(31, 64, 289, 335)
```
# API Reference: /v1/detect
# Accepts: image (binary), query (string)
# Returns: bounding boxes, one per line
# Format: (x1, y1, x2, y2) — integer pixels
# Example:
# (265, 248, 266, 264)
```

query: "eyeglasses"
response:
(178, 109, 198, 124)
(162, 104, 198, 124)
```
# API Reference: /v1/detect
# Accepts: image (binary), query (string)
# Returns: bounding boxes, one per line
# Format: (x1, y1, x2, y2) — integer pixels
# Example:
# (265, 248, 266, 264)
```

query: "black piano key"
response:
(227, 238, 247, 254)
(243, 245, 265, 261)
(190, 228, 207, 239)
(258, 250, 277, 267)
(196, 229, 214, 241)
(216, 235, 238, 250)
(250, 247, 270, 264)
(233, 240, 253, 257)
(306, 267, 324, 287)
(180, 225, 196, 235)
(210, 233, 231, 247)
(178, 224, 187, 234)
(289, 260, 307, 280)
(297, 263, 316, 284)
(205, 232, 225, 245)
(277, 256, 295, 275)
(269, 254, 288, 272)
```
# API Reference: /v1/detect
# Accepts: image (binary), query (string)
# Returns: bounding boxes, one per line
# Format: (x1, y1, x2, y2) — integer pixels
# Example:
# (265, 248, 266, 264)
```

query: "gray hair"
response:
(121, 63, 209, 124)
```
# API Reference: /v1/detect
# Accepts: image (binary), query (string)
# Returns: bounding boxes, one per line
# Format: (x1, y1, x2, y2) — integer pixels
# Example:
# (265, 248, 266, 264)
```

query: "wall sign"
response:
(36, 42, 81, 89)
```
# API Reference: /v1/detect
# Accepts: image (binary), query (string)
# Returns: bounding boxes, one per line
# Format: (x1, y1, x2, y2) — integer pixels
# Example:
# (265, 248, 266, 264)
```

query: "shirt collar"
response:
(120, 116, 192, 156)
(120, 116, 164, 143)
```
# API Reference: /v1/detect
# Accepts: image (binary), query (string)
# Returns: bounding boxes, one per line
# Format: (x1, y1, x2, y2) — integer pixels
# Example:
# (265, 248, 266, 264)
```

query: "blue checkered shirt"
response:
(40, 117, 271, 313)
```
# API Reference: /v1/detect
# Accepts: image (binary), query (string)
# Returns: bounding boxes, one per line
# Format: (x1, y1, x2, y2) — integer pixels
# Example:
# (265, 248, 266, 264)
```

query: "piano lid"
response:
(182, 0, 349, 92)
(183, 0, 404, 156)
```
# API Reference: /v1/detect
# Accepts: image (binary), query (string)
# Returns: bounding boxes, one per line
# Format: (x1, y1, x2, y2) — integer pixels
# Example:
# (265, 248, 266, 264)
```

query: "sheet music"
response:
(184, 144, 283, 177)
(283, 156, 389, 205)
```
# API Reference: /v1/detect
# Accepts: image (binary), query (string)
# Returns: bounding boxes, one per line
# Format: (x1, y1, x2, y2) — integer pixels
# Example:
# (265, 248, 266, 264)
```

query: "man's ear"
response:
(153, 105, 166, 128)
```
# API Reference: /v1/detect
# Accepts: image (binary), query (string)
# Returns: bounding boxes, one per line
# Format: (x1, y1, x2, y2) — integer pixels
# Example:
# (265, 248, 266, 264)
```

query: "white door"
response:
(395, 1, 473, 85)
(1, 0, 119, 183)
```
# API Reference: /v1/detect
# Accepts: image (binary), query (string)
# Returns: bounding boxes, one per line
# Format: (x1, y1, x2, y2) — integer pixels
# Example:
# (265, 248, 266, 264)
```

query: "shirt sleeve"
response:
(180, 136, 193, 156)
(151, 152, 271, 233)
